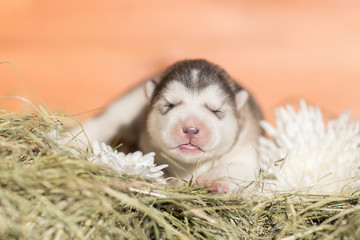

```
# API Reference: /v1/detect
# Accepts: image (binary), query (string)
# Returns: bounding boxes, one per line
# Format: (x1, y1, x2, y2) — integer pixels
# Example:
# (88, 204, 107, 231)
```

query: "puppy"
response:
(74, 59, 263, 193)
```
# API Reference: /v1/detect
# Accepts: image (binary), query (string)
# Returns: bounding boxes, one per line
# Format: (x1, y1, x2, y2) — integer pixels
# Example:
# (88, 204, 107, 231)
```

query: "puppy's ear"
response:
(235, 89, 249, 110)
(145, 76, 160, 99)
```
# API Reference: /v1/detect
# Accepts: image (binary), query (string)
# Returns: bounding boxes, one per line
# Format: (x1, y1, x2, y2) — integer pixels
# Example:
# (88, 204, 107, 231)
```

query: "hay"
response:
(0, 110, 360, 239)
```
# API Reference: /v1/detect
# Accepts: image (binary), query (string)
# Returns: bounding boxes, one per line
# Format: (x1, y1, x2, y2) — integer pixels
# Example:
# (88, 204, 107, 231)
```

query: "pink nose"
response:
(183, 126, 200, 138)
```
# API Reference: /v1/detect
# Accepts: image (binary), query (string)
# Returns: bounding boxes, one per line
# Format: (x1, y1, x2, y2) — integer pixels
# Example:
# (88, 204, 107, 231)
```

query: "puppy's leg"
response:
(197, 143, 259, 194)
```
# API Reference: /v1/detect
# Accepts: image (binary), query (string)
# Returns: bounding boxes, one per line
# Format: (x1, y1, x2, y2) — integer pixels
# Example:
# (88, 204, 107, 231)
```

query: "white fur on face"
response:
(190, 69, 200, 84)
(147, 80, 239, 164)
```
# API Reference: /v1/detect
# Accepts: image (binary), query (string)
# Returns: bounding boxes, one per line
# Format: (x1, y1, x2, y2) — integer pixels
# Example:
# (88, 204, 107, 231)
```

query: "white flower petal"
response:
(150, 164, 169, 172)
(87, 140, 167, 182)
(259, 100, 360, 194)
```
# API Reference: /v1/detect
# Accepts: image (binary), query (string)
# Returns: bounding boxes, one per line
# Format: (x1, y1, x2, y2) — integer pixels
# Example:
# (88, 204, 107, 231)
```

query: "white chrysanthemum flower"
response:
(45, 129, 82, 155)
(88, 140, 168, 182)
(259, 100, 360, 194)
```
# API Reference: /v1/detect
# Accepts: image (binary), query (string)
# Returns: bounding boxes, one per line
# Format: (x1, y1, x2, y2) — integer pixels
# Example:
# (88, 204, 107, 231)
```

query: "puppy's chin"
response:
(166, 146, 206, 165)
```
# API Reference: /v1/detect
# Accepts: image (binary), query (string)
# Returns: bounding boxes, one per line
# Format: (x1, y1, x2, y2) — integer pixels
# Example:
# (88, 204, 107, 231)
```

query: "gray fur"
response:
(151, 59, 238, 106)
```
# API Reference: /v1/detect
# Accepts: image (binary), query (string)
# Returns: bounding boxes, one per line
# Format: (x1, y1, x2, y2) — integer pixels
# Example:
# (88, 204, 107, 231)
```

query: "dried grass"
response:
(0, 109, 359, 239)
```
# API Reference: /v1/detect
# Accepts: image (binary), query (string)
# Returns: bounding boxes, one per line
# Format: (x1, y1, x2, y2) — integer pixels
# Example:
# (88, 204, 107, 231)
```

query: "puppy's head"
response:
(145, 60, 248, 164)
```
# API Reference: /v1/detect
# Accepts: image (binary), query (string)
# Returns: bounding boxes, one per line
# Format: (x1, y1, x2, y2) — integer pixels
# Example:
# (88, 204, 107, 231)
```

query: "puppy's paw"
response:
(196, 176, 229, 194)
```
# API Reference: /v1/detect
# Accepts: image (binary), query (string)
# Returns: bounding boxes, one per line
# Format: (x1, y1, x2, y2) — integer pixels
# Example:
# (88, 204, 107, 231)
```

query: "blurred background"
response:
(1, 0, 360, 123)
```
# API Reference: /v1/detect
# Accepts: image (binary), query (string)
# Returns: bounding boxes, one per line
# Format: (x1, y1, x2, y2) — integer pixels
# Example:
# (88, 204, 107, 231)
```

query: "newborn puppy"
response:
(75, 59, 263, 193)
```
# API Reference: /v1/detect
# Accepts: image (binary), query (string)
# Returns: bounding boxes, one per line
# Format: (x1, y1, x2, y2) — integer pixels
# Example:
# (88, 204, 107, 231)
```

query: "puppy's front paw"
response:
(196, 176, 229, 194)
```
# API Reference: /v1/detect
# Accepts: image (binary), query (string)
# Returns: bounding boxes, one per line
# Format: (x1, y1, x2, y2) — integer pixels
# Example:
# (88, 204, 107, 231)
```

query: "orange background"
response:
(1, 0, 360, 123)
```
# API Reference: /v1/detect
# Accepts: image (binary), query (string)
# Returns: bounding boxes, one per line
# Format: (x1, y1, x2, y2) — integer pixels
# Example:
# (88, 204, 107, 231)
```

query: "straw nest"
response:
(0, 109, 359, 240)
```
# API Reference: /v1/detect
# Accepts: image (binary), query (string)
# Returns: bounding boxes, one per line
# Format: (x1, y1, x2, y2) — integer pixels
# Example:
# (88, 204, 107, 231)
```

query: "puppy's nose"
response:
(183, 126, 200, 137)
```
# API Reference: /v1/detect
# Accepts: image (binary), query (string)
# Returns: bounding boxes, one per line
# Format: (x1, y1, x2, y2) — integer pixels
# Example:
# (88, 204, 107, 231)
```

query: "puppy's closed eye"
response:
(206, 105, 225, 119)
(160, 101, 181, 115)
